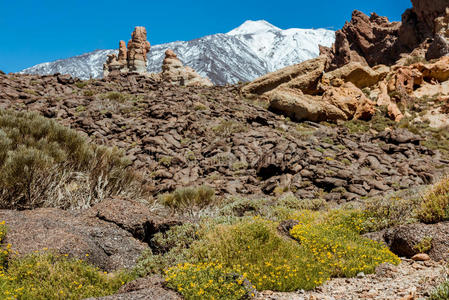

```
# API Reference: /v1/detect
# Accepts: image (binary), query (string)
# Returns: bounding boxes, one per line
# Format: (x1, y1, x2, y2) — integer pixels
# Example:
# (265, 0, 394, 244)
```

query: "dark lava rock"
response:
(86, 276, 182, 300)
(384, 222, 449, 261)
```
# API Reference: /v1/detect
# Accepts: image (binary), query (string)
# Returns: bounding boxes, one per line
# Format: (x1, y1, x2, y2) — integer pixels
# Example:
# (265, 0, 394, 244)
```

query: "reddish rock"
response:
(325, 11, 403, 70)
(411, 253, 431, 261)
(104, 27, 151, 77)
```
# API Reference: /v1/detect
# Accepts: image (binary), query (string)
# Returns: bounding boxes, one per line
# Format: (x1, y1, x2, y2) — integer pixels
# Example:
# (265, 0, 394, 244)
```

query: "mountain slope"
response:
(20, 20, 335, 85)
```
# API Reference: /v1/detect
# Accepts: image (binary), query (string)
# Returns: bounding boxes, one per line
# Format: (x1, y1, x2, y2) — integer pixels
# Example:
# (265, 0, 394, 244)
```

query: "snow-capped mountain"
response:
(20, 20, 335, 85)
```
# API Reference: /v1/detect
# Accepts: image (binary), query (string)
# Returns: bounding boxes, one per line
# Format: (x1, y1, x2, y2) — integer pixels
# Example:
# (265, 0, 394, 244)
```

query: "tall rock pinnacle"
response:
(103, 26, 151, 77)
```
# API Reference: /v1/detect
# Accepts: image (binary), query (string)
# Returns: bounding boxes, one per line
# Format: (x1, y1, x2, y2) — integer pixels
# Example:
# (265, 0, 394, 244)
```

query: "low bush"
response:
(165, 262, 250, 300)
(429, 280, 449, 300)
(290, 210, 401, 278)
(0, 109, 145, 209)
(134, 223, 199, 276)
(0, 252, 131, 300)
(417, 177, 449, 223)
(361, 195, 420, 232)
(160, 186, 215, 217)
(189, 217, 330, 292)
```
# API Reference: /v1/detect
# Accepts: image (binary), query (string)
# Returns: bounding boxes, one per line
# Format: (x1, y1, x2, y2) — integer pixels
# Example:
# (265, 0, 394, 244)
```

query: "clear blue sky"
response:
(0, 0, 411, 73)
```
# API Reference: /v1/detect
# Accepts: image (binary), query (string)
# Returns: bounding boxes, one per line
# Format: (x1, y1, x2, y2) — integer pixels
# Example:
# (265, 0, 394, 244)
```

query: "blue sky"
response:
(0, 0, 411, 73)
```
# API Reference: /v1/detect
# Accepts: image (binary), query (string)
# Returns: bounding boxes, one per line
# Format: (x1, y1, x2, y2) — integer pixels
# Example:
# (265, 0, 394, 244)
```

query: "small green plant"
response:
(417, 177, 449, 223)
(83, 90, 95, 97)
(75, 81, 89, 89)
(24, 89, 38, 96)
(158, 156, 173, 167)
(99, 92, 129, 103)
(0, 252, 131, 299)
(165, 262, 250, 300)
(429, 280, 449, 300)
(159, 186, 216, 217)
(212, 120, 247, 137)
(413, 237, 433, 253)
(404, 56, 427, 66)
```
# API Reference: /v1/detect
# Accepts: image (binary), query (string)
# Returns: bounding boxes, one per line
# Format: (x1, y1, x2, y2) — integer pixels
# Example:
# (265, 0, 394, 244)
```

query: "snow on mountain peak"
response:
(227, 20, 281, 35)
(21, 20, 335, 85)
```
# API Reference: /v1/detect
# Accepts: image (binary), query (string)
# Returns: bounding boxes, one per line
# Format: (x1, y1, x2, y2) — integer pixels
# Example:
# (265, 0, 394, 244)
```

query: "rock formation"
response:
(160, 49, 213, 87)
(322, 0, 449, 70)
(103, 26, 151, 77)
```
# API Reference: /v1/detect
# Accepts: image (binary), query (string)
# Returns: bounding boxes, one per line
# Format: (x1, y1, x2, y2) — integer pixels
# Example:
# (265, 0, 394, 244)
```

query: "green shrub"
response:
(212, 120, 247, 137)
(99, 92, 129, 103)
(417, 177, 449, 223)
(165, 262, 250, 300)
(429, 280, 449, 300)
(134, 223, 199, 276)
(361, 196, 420, 232)
(189, 217, 330, 292)
(0, 109, 144, 209)
(160, 186, 215, 217)
(0, 252, 131, 300)
(290, 210, 401, 278)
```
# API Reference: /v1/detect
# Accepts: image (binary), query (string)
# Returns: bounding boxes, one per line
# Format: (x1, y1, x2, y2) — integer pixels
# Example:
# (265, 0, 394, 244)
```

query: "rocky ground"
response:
(258, 259, 447, 300)
(1, 72, 448, 203)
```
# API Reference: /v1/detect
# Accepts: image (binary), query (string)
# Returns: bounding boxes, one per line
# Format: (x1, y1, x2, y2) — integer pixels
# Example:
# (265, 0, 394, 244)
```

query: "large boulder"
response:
(268, 87, 347, 122)
(384, 222, 449, 261)
(241, 56, 327, 99)
(0, 199, 178, 271)
(161, 49, 213, 87)
(321, 82, 375, 120)
(321, 62, 389, 89)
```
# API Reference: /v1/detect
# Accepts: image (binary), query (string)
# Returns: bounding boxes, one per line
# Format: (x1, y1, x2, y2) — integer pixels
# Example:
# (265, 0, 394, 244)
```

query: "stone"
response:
(0, 208, 148, 271)
(324, 11, 403, 70)
(384, 222, 449, 261)
(411, 253, 431, 261)
(321, 62, 388, 89)
(241, 56, 327, 99)
(268, 86, 347, 122)
(127, 27, 151, 73)
(104, 27, 151, 77)
(321, 82, 375, 120)
(160, 49, 213, 87)
(378, 81, 404, 121)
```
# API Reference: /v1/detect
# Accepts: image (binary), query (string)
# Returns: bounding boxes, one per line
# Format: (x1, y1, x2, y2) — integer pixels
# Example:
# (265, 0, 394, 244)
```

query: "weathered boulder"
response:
(384, 222, 449, 261)
(268, 87, 347, 122)
(0, 199, 178, 272)
(241, 56, 327, 99)
(0, 208, 148, 271)
(321, 62, 388, 89)
(88, 198, 181, 244)
(87, 276, 182, 300)
(161, 49, 213, 87)
(322, 82, 375, 120)
(377, 81, 404, 122)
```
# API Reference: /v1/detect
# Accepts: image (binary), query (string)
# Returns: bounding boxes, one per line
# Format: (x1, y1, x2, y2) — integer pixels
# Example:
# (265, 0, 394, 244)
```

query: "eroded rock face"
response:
(241, 56, 327, 99)
(160, 49, 213, 87)
(384, 222, 449, 261)
(323, 11, 403, 70)
(104, 27, 151, 77)
(0, 198, 178, 272)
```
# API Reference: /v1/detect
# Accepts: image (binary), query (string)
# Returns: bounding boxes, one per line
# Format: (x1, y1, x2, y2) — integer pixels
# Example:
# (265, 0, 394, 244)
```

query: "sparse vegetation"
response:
(212, 120, 247, 137)
(0, 109, 145, 209)
(0, 252, 131, 300)
(160, 186, 216, 217)
(429, 280, 449, 300)
(417, 177, 449, 224)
